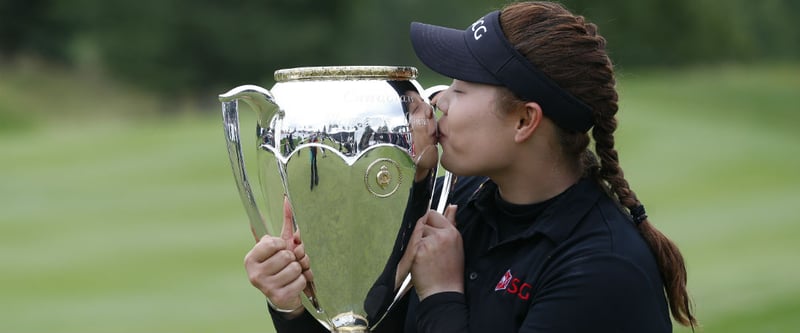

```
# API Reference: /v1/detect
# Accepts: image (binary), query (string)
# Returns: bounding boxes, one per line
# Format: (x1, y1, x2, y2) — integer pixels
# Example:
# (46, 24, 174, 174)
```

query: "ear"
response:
(513, 102, 543, 143)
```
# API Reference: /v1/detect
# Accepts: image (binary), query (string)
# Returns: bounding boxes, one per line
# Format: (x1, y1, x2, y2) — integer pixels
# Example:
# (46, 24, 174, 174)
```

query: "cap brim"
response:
(410, 22, 501, 85)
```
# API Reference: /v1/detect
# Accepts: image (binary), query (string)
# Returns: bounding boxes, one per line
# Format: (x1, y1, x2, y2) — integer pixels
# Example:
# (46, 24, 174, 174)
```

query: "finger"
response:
(269, 268, 307, 303)
(422, 210, 451, 229)
(293, 229, 303, 244)
(291, 242, 312, 279)
(246, 249, 298, 292)
(245, 236, 287, 264)
(268, 260, 305, 288)
(411, 216, 426, 246)
(302, 267, 314, 283)
(296, 252, 311, 273)
(281, 196, 295, 245)
(293, 241, 307, 261)
(444, 204, 458, 227)
(419, 223, 435, 239)
(417, 211, 430, 226)
(416, 212, 435, 237)
(257, 249, 298, 277)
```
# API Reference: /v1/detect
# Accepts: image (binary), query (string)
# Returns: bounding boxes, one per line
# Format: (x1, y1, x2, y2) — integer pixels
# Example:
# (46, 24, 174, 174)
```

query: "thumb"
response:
(281, 196, 295, 246)
(444, 204, 458, 227)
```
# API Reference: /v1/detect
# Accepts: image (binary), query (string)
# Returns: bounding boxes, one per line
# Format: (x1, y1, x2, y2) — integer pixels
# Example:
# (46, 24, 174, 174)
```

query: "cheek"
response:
(441, 123, 510, 174)
(441, 141, 510, 176)
(439, 97, 514, 173)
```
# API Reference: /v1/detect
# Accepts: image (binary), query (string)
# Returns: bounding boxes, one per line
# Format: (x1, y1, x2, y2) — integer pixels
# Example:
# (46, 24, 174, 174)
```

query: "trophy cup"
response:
(219, 66, 450, 332)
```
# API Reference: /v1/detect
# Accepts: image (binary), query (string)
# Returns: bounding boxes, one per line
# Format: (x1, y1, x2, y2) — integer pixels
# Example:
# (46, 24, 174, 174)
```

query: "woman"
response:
(244, 2, 696, 332)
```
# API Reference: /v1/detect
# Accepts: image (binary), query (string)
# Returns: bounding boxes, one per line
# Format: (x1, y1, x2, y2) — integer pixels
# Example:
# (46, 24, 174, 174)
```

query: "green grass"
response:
(1, 62, 799, 332)
(0, 117, 272, 332)
(615, 64, 800, 332)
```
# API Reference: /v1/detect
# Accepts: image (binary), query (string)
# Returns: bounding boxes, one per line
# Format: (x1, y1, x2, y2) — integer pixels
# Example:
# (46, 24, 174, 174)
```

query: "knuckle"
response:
(303, 269, 314, 282)
(271, 289, 290, 301)
(294, 243, 305, 255)
(274, 281, 301, 300)
(286, 261, 302, 276)
(282, 250, 296, 262)
(267, 237, 285, 249)
(300, 255, 311, 268)
(247, 270, 263, 286)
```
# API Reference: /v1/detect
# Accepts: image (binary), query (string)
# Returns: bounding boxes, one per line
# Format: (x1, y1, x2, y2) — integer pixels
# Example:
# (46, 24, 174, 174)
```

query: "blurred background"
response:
(1, 0, 798, 332)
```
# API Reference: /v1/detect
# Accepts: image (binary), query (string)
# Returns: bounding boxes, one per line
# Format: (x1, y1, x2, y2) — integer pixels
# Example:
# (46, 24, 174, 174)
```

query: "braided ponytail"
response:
(500, 2, 696, 327)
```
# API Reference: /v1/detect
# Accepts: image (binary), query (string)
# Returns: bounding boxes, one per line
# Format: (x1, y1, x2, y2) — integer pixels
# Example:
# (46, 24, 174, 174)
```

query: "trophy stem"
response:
(331, 312, 369, 333)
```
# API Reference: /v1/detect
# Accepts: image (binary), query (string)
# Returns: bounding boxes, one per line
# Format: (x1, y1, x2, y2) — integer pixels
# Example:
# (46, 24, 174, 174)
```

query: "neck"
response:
(490, 150, 581, 205)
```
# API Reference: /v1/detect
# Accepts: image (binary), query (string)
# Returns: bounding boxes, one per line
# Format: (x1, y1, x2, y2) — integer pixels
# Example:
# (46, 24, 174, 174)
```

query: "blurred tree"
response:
(330, 0, 503, 80)
(0, 0, 74, 62)
(2, 0, 797, 102)
(562, 0, 800, 66)
(563, 0, 719, 66)
(57, 0, 344, 99)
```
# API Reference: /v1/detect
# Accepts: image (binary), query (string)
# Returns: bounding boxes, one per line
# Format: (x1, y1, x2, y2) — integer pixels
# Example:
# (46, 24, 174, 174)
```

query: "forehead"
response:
(452, 79, 503, 93)
(450, 79, 515, 116)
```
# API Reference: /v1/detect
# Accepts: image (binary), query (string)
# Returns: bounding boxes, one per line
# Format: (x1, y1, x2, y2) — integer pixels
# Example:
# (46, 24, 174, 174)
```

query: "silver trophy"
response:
(219, 66, 450, 332)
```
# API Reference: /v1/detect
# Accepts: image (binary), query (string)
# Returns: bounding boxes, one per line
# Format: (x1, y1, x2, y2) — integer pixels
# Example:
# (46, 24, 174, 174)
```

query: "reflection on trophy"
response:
(219, 66, 448, 332)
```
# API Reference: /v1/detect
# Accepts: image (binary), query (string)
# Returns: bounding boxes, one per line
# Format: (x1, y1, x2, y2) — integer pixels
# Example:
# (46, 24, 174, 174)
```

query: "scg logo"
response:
(506, 278, 532, 301)
(471, 17, 487, 40)
(495, 269, 532, 301)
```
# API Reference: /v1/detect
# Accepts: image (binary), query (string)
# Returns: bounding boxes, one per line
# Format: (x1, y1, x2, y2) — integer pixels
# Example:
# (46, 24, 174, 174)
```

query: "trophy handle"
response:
(389, 84, 454, 309)
(421, 84, 454, 214)
(219, 85, 283, 239)
(423, 84, 449, 102)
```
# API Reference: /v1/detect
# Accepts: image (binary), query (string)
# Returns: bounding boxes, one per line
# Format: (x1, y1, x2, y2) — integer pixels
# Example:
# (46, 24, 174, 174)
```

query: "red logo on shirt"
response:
(495, 269, 513, 291)
(495, 269, 532, 301)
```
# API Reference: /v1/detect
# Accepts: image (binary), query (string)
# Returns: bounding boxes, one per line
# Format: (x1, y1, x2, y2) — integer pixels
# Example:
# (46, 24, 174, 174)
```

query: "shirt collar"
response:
(472, 177, 603, 246)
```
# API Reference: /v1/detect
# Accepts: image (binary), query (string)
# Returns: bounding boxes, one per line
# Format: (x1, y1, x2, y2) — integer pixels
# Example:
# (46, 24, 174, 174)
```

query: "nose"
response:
(435, 93, 449, 116)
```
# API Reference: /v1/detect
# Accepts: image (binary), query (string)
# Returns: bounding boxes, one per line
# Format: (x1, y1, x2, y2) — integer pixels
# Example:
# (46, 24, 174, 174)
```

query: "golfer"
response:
(244, 2, 696, 332)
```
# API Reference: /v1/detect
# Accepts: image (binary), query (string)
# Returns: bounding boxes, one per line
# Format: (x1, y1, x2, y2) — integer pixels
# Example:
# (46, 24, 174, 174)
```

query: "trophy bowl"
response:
(219, 66, 445, 332)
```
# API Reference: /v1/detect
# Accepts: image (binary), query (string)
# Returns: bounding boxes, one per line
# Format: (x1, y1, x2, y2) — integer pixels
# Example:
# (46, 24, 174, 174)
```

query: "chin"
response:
(439, 157, 452, 173)
(440, 157, 467, 176)
(441, 155, 493, 177)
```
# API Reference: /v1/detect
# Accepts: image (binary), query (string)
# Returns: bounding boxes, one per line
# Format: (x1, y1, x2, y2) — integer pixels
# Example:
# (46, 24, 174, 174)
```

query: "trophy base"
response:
(333, 327, 368, 333)
(331, 312, 369, 333)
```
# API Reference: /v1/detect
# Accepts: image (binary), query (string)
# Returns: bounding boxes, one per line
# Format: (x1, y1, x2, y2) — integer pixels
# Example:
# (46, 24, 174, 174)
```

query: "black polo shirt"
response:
(269, 176, 672, 333)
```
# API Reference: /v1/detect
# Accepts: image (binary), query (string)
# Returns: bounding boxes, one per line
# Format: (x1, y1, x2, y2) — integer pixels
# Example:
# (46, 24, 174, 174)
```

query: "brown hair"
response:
(499, 1, 696, 327)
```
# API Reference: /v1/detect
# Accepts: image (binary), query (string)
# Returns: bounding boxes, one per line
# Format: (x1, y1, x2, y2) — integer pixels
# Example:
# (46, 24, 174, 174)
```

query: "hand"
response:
(410, 205, 464, 300)
(244, 197, 313, 318)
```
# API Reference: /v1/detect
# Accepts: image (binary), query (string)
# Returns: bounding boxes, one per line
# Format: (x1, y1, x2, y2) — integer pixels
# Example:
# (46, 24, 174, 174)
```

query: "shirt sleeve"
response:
(415, 292, 468, 333)
(520, 254, 671, 332)
(268, 306, 329, 333)
(371, 291, 411, 333)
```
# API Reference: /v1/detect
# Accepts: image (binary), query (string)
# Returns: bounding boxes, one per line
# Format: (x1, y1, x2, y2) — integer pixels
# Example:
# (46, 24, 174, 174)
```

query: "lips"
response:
(435, 122, 446, 142)
(430, 125, 440, 143)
